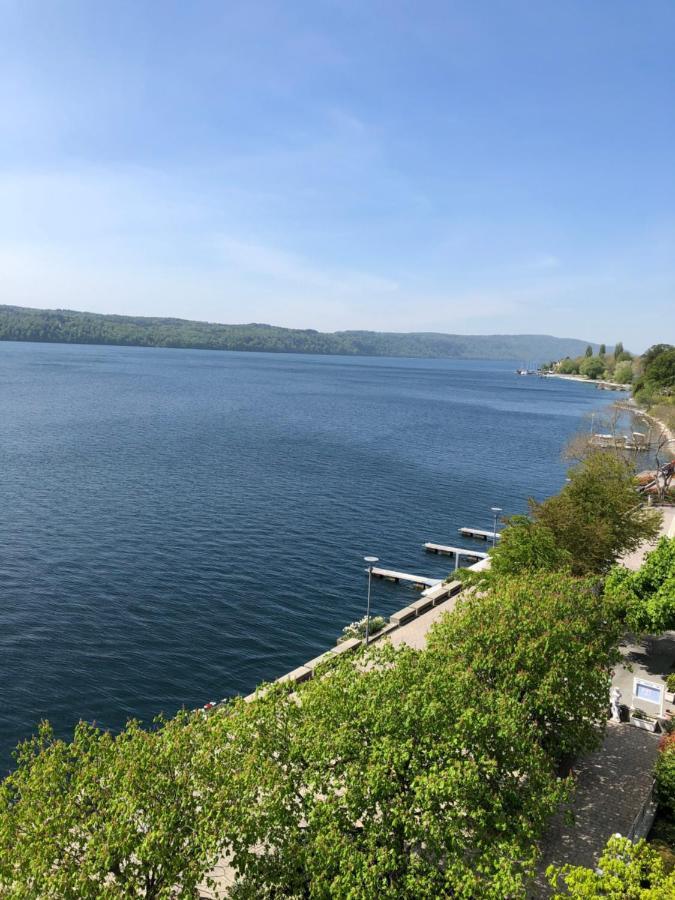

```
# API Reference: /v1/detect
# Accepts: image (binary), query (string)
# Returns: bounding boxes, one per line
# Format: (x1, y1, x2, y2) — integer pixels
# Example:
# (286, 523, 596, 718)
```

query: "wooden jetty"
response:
(369, 567, 442, 589)
(459, 527, 501, 541)
(424, 542, 488, 560)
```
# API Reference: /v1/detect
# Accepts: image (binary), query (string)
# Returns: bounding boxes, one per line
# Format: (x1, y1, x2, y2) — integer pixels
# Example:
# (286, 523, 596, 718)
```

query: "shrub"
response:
(655, 744, 675, 816)
(558, 357, 580, 375)
(339, 615, 387, 642)
(547, 835, 675, 897)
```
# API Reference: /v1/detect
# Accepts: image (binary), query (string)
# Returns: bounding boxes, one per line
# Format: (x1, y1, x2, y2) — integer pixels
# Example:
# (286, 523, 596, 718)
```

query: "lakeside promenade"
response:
(200, 511, 674, 898)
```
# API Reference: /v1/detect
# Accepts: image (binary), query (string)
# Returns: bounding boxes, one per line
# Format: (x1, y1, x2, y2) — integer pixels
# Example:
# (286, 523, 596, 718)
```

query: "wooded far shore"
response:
(0, 303, 596, 361)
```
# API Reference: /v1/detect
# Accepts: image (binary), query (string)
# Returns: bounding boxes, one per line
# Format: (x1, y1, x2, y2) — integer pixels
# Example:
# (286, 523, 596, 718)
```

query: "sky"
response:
(1, 1, 674, 350)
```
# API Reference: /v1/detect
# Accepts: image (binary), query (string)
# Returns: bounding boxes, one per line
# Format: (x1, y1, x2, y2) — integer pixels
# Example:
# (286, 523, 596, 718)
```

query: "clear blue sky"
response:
(1, 1, 673, 350)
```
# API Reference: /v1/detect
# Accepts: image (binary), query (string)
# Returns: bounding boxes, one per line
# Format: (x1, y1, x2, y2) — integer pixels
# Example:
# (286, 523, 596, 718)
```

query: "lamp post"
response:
(490, 507, 502, 548)
(363, 556, 379, 645)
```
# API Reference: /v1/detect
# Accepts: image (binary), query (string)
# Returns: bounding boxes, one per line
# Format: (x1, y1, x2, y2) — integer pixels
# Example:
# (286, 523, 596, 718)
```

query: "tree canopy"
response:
(530, 451, 662, 575)
(426, 572, 622, 762)
(0, 714, 221, 899)
(203, 641, 566, 899)
(547, 835, 675, 898)
(604, 537, 675, 634)
(0, 564, 627, 898)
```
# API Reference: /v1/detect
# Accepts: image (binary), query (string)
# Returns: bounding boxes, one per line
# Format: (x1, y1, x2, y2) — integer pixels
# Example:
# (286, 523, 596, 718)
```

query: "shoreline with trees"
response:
(545, 342, 675, 458)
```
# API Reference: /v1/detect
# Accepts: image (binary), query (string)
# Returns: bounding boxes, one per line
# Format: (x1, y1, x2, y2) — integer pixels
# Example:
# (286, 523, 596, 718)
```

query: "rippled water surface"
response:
(0, 342, 619, 770)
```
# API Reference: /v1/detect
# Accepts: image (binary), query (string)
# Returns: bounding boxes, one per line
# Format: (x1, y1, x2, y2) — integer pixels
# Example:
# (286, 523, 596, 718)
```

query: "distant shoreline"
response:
(546, 372, 675, 460)
(542, 372, 632, 391)
(0, 303, 599, 362)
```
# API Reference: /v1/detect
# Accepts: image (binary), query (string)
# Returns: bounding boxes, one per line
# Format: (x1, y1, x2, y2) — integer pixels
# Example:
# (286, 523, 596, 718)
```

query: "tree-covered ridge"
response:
(0, 303, 596, 360)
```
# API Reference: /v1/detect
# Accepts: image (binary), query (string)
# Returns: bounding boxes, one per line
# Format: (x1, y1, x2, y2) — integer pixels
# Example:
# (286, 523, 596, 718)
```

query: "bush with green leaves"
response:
(604, 537, 675, 634)
(655, 741, 675, 817)
(339, 614, 387, 642)
(547, 834, 675, 897)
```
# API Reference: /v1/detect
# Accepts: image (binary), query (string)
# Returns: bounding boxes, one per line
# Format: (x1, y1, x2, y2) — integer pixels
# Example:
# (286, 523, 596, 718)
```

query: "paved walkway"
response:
(387, 592, 462, 650)
(531, 723, 660, 897)
(618, 505, 675, 571)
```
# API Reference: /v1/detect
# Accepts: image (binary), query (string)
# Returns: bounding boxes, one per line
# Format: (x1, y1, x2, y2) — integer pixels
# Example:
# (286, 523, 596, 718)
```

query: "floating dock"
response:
(369, 567, 442, 589)
(424, 542, 488, 559)
(459, 527, 501, 541)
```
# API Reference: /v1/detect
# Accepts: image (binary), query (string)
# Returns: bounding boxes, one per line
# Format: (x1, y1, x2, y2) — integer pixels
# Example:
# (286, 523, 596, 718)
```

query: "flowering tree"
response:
(0, 714, 221, 898)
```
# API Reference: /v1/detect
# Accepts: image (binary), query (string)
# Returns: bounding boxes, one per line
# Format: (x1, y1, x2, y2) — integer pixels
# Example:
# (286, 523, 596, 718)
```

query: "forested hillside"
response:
(0, 304, 596, 361)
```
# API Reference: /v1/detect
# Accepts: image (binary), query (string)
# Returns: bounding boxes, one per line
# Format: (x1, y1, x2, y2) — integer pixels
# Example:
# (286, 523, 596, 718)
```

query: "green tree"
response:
(585, 345, 593, 357)
(547, 835, 675, 898)
(205, 643, 566, 899)
(479, 515, 572, 580)
(579, 355, 605, 380)
(605, 537, 675, 634)
(559, 357, 581, 374)
(614, 360, 634, 384)
(531, 451, 662, 575)
(642, 344, 674, 370)
(0, 714, 221, 899)
(427, 572, 622, 763)
(645, 348, 675, 392)
(614, 341, 624, 359)
(599, 343, 606, 356)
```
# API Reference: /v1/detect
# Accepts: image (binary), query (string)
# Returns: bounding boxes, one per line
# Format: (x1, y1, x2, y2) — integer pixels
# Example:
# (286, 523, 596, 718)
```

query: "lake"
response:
(0, 342, 620, 771)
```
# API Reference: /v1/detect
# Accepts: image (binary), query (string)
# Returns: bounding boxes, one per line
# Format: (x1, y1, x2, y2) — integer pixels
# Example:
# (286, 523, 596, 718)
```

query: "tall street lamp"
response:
(490, 507, 502, 548)
(363, 556, 379, 645)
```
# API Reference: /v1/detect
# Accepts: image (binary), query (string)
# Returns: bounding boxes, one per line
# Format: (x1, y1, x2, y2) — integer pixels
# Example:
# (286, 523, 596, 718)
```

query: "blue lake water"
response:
(0, 342, 621, 771)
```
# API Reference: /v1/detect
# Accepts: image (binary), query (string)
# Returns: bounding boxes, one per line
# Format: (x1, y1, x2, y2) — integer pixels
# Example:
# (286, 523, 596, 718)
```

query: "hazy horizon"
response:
(1, 2, 674, 352)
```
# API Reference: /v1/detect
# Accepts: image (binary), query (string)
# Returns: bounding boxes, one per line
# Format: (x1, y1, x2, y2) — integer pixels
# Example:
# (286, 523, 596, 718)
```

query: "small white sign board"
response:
(633, 677, 664, 718)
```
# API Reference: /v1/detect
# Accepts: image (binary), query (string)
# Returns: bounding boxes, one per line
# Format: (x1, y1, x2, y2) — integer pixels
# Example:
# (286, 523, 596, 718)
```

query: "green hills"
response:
(0, 304, 596, 361)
